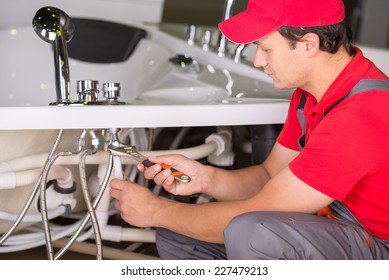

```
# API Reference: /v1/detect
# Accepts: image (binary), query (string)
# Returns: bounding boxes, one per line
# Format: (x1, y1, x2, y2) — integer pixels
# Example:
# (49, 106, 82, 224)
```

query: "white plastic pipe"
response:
(91, 154, 157, 244)
(0, 141, 218, 172)
(0, 165, 73, 190)
(0, 138, 220, 248)
(102, 225, 156, 243)
(0, 218, 93, 252)
(0, 205, 67, 222)
(34, 182, 77, 212)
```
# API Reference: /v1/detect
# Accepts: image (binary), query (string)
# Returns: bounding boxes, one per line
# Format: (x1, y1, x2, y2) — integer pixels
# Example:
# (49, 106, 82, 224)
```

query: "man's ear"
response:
(301, 32, 320, 57)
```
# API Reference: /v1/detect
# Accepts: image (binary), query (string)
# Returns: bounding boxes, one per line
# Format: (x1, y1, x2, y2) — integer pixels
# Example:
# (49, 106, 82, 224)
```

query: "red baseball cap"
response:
(218, 0, 345, 44)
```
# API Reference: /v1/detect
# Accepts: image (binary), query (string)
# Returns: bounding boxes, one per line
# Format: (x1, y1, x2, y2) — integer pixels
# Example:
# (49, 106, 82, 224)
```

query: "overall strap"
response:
(296, 93, 307, 150)
(297, 79, 389, 151)
(299, 79, 389, 246)
(329, 201, 389, 247)
(325, 79, 389, 115)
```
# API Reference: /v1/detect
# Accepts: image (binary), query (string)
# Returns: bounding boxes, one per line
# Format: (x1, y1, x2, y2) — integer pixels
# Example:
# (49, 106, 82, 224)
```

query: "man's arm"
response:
(150, 165, 334, 243)
(204, 142, 301, 200)
(111, 141, 333, 243)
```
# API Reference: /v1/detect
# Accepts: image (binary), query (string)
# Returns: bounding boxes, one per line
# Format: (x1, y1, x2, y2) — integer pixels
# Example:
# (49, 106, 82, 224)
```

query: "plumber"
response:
(110, 0, 389, 259)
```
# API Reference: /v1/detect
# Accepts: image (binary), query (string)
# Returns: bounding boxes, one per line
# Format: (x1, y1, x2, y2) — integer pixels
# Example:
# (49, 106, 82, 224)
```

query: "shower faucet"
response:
(33, 7, 74, 105)
(32, 7, 125, 106)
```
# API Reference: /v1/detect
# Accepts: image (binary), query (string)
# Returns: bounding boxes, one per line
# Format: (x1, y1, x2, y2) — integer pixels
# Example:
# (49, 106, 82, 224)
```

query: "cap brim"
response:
(218, 11, 282, 44)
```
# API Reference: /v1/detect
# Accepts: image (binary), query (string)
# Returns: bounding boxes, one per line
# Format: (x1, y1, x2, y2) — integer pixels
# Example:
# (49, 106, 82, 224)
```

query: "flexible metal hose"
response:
(40, 150, 74, 259)
(54, 154, 113, 260)
(79, 149, 103, 260)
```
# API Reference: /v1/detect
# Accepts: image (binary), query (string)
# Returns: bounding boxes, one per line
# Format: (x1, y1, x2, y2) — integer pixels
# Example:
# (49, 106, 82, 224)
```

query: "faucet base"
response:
(49, 101, 127, 106)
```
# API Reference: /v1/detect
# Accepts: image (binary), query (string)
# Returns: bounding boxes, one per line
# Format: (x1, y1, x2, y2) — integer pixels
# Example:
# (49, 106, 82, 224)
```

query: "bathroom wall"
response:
(162, 0, 247, 26)
(0, 0, 165, 29)
(162, 0, 389, 49)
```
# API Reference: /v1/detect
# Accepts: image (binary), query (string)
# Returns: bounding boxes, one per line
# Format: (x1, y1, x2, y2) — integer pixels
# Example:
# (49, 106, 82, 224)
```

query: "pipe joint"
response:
(205, 130, 232, 156)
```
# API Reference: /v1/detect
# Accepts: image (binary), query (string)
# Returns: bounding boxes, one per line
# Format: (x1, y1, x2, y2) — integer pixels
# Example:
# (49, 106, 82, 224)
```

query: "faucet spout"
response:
(217, 0, 236, 57)
(33, 7, 75, 105)
(233, 44, 248, 63)
(53, 34, 71, 104)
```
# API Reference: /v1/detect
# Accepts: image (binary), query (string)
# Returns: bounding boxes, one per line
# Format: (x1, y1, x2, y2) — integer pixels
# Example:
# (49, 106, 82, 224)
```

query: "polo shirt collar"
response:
(304, 47, 371, 117)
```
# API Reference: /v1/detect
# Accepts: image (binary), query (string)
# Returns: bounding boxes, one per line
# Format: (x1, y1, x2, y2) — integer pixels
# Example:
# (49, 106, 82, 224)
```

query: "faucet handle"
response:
(77, 80, 99, 102)
(201, 29, 213, 51)
(185, 24, 197, 46)
(102, 83, 121, 102)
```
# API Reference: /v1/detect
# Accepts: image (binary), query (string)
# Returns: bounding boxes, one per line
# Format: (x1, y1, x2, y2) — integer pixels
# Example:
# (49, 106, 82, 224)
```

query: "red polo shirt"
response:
(277, 48, 389, 240)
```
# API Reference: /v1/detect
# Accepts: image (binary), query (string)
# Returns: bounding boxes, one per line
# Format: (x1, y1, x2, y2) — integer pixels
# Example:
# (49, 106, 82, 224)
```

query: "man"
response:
(110, 0, 389, 259)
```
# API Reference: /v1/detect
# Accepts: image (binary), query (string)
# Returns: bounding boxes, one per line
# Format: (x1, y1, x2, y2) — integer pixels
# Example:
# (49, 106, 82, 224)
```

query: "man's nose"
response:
(253, 49, 267, 68)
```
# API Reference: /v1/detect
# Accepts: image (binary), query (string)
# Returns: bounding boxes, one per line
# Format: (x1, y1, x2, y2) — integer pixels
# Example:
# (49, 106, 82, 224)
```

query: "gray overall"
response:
(156, 79, 389, 259)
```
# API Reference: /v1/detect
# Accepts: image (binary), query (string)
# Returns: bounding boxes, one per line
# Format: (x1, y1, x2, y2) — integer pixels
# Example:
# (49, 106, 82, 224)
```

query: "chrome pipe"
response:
(217, 0, 236, 57)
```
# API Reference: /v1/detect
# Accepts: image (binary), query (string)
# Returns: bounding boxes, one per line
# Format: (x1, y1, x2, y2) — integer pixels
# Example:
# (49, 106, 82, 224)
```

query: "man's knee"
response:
(224, 211, 281, 259)
(156, 227, 181, 259)
(224, 211, 321, 259)
(156, 227, 227, 260)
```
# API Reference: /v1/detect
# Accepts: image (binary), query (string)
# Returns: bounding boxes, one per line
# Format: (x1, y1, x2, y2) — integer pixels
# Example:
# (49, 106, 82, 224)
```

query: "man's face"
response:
(253, 31, 309, 90)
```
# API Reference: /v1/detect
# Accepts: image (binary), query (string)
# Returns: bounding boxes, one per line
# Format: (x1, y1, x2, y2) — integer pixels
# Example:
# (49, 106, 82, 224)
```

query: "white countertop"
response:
(0, 101, 289, 130)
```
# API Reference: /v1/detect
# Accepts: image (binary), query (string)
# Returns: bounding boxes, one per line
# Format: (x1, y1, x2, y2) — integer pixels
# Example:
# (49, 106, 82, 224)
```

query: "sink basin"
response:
(0, 26, 174, 107)
(131, 86, 229, 105)
(221, 97, 289, 104)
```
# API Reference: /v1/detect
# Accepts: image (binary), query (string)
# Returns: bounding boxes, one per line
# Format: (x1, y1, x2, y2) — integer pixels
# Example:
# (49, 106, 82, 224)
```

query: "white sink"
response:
(132, 86, 229, 105)
(0, 26, 174, 107)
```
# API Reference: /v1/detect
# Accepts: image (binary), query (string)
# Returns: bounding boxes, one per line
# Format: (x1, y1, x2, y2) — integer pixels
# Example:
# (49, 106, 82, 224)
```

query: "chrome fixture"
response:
(186, 24, 197, 46)
(102, 83, 125, 104)
(201, 29, 213, 51)
(77, 80, 99, 103)
(76, 80, 125, 105)
(106, 128, 121, 148)
(33, 7, 75, 105)
(32, 7, 126, 106)
(216, 0, 236, 57)
(233, 44, 248, 63)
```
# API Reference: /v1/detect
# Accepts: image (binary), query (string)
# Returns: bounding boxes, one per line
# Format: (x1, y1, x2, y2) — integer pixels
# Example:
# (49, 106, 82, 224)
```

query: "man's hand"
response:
(110, 178, 173, 228)
(138, 154, 210, 196)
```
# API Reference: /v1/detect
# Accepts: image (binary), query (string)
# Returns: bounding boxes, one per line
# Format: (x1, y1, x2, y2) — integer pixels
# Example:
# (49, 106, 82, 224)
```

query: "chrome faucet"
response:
(216, 0, 236, 57)
(33, 7, 75, 105)
(233, 44, 248, 63)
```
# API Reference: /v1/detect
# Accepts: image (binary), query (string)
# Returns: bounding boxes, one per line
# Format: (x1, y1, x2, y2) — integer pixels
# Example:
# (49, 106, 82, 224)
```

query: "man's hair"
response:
(278, 21, 356, 56)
